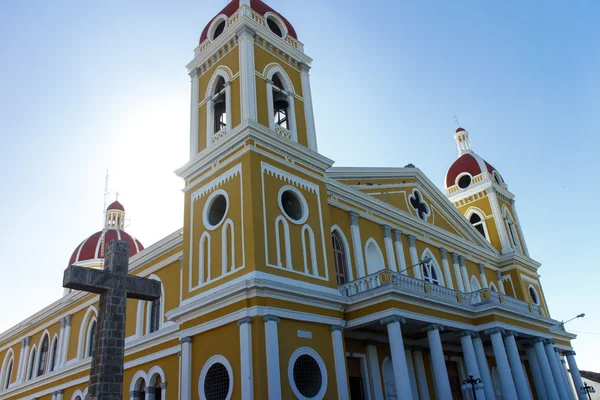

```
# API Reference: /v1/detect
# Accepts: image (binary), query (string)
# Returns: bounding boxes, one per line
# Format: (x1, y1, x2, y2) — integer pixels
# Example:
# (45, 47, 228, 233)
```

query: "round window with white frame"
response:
(528, 285, 540, 305)
(199, 355, 233, 400)
(456, 173, 472, 189)
(288, 348, 327, 400)
(209, 16, 228, 41)
(265, 13, 287, 38)
(278, 186, 308, 225)
(203, 190, 229, 231)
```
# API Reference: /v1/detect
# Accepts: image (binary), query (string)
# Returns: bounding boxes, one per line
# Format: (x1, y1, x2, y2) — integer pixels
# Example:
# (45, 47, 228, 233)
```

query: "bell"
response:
(214, 94, 226, 114)
(273, 91, 289, 111)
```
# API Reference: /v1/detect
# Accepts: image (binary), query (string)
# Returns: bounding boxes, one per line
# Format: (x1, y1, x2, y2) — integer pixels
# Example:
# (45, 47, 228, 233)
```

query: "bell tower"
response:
(444, 126, 529, 256)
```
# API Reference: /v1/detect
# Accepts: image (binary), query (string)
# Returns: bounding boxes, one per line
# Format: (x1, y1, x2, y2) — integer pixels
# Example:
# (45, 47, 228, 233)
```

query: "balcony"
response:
(339, 269, 545, 318)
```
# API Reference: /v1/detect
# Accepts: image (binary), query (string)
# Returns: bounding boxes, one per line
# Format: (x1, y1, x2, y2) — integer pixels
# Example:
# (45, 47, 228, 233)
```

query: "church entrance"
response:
(347, 357, 366, 400)
(446, 360, 464, 399)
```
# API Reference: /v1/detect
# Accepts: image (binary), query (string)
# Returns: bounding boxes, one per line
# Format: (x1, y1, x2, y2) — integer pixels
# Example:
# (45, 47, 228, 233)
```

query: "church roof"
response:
(107, 200, 125, 212)
(199, 0, 298, 44)
(69, 228, 144, 266)
(445, 152, 501, 188)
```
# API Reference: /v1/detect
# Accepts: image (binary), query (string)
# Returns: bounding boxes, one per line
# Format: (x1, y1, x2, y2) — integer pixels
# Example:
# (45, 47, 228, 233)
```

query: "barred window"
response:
(293, 355, 323, 398)
(204, 363, 230, 400)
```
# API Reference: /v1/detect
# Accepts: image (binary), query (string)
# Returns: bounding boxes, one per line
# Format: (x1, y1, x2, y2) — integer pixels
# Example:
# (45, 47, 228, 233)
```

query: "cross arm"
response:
(125, 275, 161, 301)
(63, 265, 108, 294)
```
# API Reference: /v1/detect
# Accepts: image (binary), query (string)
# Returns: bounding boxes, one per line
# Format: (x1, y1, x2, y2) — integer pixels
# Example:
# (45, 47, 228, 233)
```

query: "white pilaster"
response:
(404, 350, 419, 400)
(452, 253, 465, 292)
(383, 226, 398, 272)
(511, 204, 530, 256)
(485, 329, 518, 399)
(478, 264, 489, 288)
(439, 248, 454, 289)
(18, 336, 31, 383)
(331, 326, 349, 399)
(238, 318, 254, 400)
(381, 316, 413, 400)
(60, 315, 71, 367)
(565, 351, 587, 400)
(472, 335, 497, 400)
(393, 229, 408, 274)
(264, 315, 281, 399)
(300, 63, 318, 151)
(181, 336, 193, 400)
(558, 353, 576, 400)
(544, 340, 570, 400)
(413, 350, 430, 400)
(407, 235, 421, 279)
(532, 339, 560, 400)
(349, 212, 366, 278)
(458, 256, 472, 292)
(56, 390, 64, 400)
(237, 26, 257, 122)
(496, 271, 506, 294)
(460, 332, 486, 400)
(503, 332, 532, 400)
(55, 318, 65, 371)
(16, 337, 28, 382)
(525, 346, 547, 400)
(488, 191, 513, 254)
(425, 325, 452, 400)
(189, 68, 199, 158)
(366, 344, 385, 400)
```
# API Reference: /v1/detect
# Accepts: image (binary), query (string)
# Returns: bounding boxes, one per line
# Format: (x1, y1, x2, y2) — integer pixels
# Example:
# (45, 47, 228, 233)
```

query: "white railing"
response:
(340, 270, 543, 316)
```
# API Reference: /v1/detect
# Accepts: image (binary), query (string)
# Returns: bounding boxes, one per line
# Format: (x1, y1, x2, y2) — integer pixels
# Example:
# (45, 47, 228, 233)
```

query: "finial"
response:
(453, 113, 460, 129)
(115, 191, 120, 201)
(103, 170, 110, 225)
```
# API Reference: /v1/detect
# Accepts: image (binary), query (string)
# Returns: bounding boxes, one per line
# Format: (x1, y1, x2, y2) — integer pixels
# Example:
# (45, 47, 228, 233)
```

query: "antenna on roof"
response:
(103, 170, 110, 224)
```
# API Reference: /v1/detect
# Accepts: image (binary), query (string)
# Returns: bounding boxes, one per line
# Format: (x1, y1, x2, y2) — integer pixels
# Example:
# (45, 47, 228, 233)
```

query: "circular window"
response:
(278, 186, 308, 224)
(529, 286, 539, 305)
(203, 190, 229, 230)
(288, 348, 327, 400)
(199, 356, 233, 400)
(213, 20, 226, 40)
(267, 16, 283, 37)
(457, 174, 472, 189)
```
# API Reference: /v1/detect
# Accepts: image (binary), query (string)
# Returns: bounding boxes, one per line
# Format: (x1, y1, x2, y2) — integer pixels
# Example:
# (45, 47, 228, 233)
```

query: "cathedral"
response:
(0, 1, 587, 399)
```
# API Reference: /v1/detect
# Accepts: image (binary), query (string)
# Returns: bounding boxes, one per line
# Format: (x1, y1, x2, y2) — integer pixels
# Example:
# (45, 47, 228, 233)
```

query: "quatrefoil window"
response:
(409, 190, 430, 221)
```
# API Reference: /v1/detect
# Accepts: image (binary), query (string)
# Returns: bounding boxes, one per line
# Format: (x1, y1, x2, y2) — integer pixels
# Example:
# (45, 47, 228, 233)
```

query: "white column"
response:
(485, 329, 518, 399)
(407, 235, 422, 279)
(264, 315, 281, 399)
(460, 332, 486, 400)
(15, 337, 27, 382)
(181, 336, 193, 400)
(473, 335, 497, 400)
(544, 340, 570, 400)
(300, 63, 318, 151)
(237, 26, 257, 122)
(349, 212, 366, 278)
(526, 346, 548, 400)
(532, 339, 560, 400)
(189, 68, 199, 158)
(558, 353, 576, 400)
(425, 325, 452, 400)
(380, 316, 413, 400)
(55, 317, 65, 371)
(452, 253, 465, 292)
(405, 349, 419, 400)
(366, 344, 385, 400)
(393, 229, 408, 274)
(503, 331, 532, 400)
(56, 390, 64, 400)
(496, 271, 506, 294)
(478, 264, 489, 288)
(488, 191, 513, 254)
(60, 315, 71, 367)
(439, 248, 454, 289)
(238, 318, 254, 400)
(413, 350, 430, 400)
(383, 226, 398, 272)
(459, 256, 472, 292)
(565, 351, 587, 400)
(331, 326, 349, 399)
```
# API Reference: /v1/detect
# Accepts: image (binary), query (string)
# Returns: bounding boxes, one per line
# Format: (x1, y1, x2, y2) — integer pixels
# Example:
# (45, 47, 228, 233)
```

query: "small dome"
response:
(446, 152, 502, 188)
(456, 127, 466, 133)
(107, 200, 125, 212)
(199, 0, 298, 44)
(68, 229, 144, 266)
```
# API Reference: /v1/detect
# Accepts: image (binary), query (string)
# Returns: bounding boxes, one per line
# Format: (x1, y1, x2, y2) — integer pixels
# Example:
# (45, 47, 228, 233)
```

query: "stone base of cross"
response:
(63, 240, 161, 400)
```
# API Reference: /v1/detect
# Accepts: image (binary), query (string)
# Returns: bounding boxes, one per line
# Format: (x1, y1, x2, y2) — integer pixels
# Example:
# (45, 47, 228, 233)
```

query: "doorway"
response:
(348, 357, 366, 399)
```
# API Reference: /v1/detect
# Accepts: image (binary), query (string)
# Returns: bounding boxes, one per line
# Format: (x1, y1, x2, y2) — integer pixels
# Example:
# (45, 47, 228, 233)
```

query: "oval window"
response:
(267, 17, 283, 37)
(204, 191, 229, 230)
(280, 189, 305, 222)
(529, 287, 539, 305)
(213, 20, 226, 40)
(458, 174, 472, 189)
(293, 354, 323, 398)
(204, 362, 230, 400)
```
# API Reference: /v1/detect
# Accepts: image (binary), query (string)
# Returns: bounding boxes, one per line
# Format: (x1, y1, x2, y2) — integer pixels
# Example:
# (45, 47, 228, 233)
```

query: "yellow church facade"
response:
(0, 1, 586, 399)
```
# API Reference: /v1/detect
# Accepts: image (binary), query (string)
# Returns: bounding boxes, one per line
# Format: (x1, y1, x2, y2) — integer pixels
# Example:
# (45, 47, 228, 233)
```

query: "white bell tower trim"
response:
(454, 128, 472, 156)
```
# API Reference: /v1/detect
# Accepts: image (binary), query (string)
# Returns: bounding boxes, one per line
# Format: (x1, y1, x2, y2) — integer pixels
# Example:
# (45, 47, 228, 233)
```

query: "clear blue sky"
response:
(1, 0, 599, 370)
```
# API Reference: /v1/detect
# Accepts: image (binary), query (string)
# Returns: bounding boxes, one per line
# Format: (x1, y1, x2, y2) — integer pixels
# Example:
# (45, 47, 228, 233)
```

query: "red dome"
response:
(107, 200, 125, 212)
(69, 228, 144, 266)
(445, 153, 502, 188)
(456, 127, 466, 133)
(200, 0, 298, 44)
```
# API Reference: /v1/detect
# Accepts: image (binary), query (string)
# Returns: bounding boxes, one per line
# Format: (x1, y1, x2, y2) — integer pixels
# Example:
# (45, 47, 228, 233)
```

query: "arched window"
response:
(422, 262, 440, 286)
(213, 77, 227, 134)
(365, 239, 385, 275)
(27, 347, 36, 380)
(37, 335, 49, 377)
(265, 66, 297, 141)
(3, 359, 12, 389)
(503, 207, 522, 253)
(49, 336, 58, 372)
(1, 350, 14, 390)
(148, 367, 166, 400)
(420, 251, 444, 286)
(469, 213, 487, 239)
(87, 320, 97, 358)
(332, 231, 349, 285)
(149, 298, 160, 334)
(272, 75, 289, 130)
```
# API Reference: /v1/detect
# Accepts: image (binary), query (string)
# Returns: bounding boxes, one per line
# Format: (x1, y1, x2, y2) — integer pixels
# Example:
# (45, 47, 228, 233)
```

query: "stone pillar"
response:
(238, 318, 253, 400)
(565, 351, 587, 400)
(503, 331, 532, 400)
(458, 256, 471, 292)
(349, 212, 366, 278)
(300, 63, 318, 151)
(478, 264, 489, 288)
(532, 339, 560, 400)
(331, 326, 349, 399)
(413, 349, 430, 400)
(237, 26, 257, 122)
(380, 316, 414, 400)
(525, 345, 547, 400)
(544, 340, 570, 400)
(472, 334, 497, 400)
(383, 226, 398, 272)
(485, 329, 518, 399)
(366, 343, 385, 400)
(393, 229, 408, 274)
(460, 332, 486, 399)
(60, 315, 71, 367)
(558, 353, 576, 400)
(496, 271, 506, 294)
(189, 68, 199, 158)
(452, 253, 465, 292)
(404, 349, 419, 400)
(439, 248, 454, 289)
(181, 337, 193, 400)
(425, 325, 452, 400)
(407, 235, 422, 279)
(264, 315, 281, 399)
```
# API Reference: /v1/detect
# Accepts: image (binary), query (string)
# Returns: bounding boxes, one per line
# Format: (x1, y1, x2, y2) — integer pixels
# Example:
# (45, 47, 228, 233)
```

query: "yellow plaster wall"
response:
(328, 205, 359, 280)
(254, 45, 303, 98)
